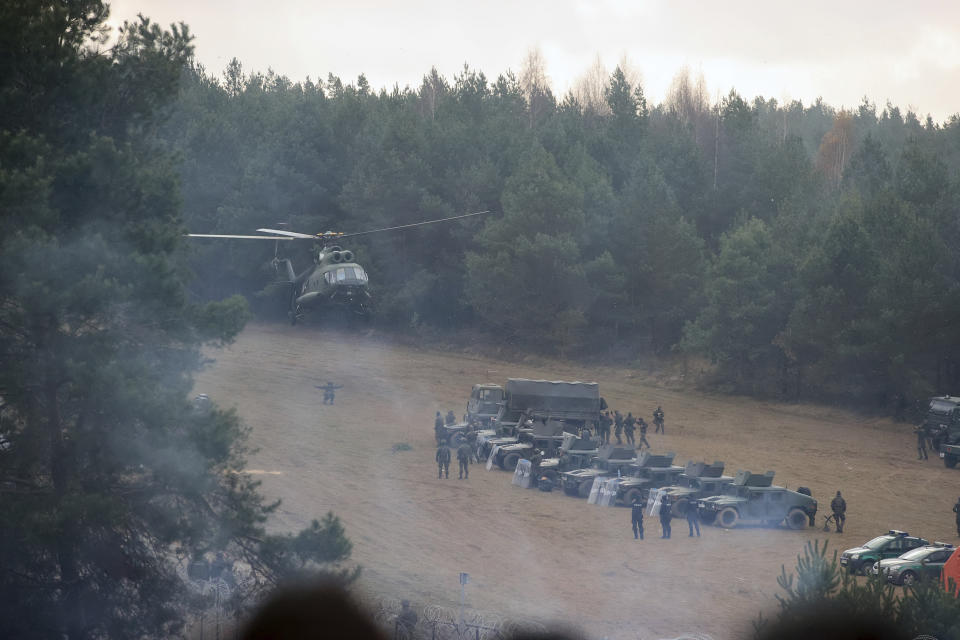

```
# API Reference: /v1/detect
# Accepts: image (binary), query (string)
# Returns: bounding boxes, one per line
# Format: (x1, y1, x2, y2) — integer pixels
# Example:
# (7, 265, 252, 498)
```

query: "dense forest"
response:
(169, 57, 960, 408)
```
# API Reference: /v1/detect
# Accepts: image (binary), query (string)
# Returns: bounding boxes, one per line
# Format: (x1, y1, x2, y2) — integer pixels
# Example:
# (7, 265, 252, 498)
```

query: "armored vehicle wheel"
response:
(623, 488, 644, 506)
(900, 570, 918, 586)
(717, 507, 739, 528)
(944, 454, 958, 468)
(671, 498, 689, 518)
(699, 511, 717, 525)
(577, 480, 593, 499)
(786, 508, 808, 530)
(503, 453, 521, 471)
(449, 432, 466, 446)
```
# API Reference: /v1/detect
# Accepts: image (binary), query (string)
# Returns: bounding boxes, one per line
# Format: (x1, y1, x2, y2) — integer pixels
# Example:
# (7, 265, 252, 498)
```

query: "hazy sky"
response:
(108, 0, 960, 122)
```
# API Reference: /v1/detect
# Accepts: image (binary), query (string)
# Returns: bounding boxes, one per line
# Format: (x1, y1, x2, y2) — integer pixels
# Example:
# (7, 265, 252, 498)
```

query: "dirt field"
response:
(193, 322, 959, 639)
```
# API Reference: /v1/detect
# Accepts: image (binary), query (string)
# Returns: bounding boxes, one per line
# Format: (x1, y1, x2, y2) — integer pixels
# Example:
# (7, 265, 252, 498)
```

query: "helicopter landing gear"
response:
(288, 304, 303, 325)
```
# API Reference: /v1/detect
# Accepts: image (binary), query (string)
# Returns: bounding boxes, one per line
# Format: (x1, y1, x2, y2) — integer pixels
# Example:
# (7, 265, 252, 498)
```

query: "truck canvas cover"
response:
(504, 378, 600, 420)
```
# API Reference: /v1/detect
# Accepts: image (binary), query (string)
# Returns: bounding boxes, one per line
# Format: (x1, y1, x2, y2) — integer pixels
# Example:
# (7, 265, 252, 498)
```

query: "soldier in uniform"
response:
(659, 495, 673, 539)
(456, 442, 472, 479)
(915, 424, 928, 460)
(445, 409, 456, 426)
(600, 411, 612, 444)
(631, 495, 645, 540)
(465, 427, 479, 462)
(653, 406, 665, 433)
(830, 490, 846, 533)
(637, 417, 651, 449)
(685, 500, 701, 537)
(436, 443, 451, 479)
(953, 497, 960, 537)
(623, 412, 636, 446)
(397, 600, 418, 639)
(316, 381, 343, 405)
(614, 410, 624, 444)
(434, 411, 445, 445)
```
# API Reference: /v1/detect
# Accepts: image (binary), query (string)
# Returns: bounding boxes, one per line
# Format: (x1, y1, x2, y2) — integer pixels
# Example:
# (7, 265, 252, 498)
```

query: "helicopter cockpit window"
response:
(328, 267, 369, 285)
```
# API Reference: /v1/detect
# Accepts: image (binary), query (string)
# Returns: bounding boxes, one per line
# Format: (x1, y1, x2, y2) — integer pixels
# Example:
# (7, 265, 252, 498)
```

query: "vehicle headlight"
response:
(850, 554, 860, 560)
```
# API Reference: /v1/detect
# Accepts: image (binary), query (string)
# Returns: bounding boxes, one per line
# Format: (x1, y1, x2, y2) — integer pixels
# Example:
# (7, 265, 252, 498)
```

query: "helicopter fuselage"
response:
(285, 246, 371, 320)
(295, 260, 370, 309)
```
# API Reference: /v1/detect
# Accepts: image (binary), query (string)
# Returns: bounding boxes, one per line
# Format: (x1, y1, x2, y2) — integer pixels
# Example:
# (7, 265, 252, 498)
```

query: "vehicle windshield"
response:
(929, 399, 958, 414)
(898, 548, 932, 561)
(325, 266, 368, 284)
(864, 536, 893, 550)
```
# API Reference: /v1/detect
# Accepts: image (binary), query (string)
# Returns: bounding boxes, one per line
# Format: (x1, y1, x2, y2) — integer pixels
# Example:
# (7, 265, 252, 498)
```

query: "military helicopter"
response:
(188, 210, 489, 324)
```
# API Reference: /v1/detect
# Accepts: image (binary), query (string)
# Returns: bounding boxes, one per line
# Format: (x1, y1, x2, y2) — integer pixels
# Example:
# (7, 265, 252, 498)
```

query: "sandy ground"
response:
(193, 322, 960, 639)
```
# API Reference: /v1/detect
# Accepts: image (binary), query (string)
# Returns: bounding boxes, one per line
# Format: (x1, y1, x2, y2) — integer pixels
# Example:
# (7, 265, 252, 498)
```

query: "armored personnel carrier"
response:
(489, 419, 568, 471)
(696, 470, 818, 529)
(657, 461, 735, 516)
(561, 444, 637, 498)
(533, 433, 600, 487)
(612, 452, 684, 506)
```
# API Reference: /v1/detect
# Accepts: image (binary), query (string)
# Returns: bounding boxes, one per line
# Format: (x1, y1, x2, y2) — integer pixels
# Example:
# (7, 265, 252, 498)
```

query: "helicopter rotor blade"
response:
(187, 234, 295, 241)
(338, 210, 491, 239)
(255, 228, 318, 239)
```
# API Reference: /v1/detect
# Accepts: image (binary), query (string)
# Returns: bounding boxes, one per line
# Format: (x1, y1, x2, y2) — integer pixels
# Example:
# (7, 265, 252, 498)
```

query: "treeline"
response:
(167, 59, 960, 407)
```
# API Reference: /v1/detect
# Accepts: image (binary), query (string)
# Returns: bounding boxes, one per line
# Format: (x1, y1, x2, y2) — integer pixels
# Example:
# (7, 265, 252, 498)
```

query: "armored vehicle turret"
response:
(696, 471, 817, 530)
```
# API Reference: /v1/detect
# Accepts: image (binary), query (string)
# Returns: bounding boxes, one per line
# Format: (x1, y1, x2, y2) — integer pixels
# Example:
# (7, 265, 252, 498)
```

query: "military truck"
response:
(612, 452, 684, 506)
(924, 396, 960, 443)
(927, 395, 960, 467)
(492, 378, 603, 435)
(696, 470, 818, 530)
(561, 445, 637, 498)
(465, 383, 504, 426)
(657, 461, 735, 517)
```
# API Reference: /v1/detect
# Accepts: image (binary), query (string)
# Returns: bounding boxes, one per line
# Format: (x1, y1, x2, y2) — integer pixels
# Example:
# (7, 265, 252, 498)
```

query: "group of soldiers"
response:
(588, 406, 665, 449)
(434, 410, 477, 480)
(629, 492, 701, 540)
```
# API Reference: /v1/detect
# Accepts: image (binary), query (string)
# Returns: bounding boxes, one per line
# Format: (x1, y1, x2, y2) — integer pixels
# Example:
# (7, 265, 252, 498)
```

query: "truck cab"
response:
(466, 384, 504, 427)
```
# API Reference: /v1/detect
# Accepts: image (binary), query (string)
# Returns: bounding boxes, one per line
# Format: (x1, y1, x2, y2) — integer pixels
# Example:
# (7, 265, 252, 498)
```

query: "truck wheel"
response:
(671, 498, 689, 518)
(503, 453, 521, 471)
(578, 480, 593, 499)
(718, 507, 739, 528)
(900, 570, 918, 586)
(623, 488, 644, 506)
(699, 511, 717, 525)
(944, 454, 958, 469)
(786, 508, 808, 530)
